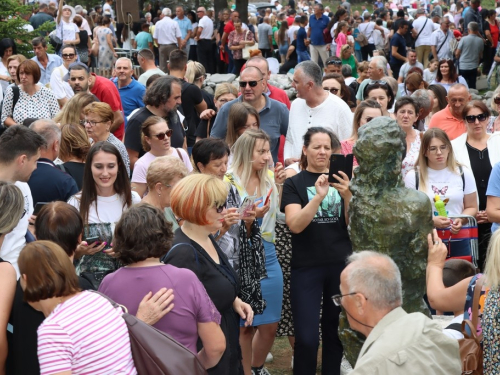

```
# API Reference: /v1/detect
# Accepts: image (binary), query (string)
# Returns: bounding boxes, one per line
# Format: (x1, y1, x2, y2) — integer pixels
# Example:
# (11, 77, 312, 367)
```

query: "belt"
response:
(159, 43, 177, 46)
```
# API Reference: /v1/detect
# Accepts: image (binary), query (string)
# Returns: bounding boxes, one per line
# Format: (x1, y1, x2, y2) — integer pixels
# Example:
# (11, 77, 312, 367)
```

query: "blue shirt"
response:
(297, 27, 307, 52)
(112, 77, 146, 120)
(174, 16, 193, 40)
(487, 162, 500, 233)
(31, 54, 63, 85)
(308, 14, 329, 45)
(210, 95, 289, 162)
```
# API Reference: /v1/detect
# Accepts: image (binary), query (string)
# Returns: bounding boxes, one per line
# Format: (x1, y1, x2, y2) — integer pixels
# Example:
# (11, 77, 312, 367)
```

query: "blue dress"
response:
(96, 27, 115, 69)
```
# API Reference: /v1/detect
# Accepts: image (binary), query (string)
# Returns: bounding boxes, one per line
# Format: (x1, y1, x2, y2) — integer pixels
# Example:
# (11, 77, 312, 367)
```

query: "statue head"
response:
(353, 116, 406, 182)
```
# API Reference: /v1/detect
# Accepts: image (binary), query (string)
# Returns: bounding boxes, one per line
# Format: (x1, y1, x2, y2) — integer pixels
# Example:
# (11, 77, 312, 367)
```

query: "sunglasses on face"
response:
(239, 79, 263, 88)
(62, 53, 76, 59)
(464, 113, 488, 123)
(494, 97, 500, 104)
(152, 129, 173, 140)
(215, 203, 226, 213)
(324, 87, 339, 94)
(326, 59, 342, 66)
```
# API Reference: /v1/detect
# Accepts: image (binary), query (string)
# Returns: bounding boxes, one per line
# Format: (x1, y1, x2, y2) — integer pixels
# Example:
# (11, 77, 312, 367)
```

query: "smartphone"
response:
(238, 195, 256, 216)
(85, 236, 100, 245)
(33, 202, 49, 215)
(328, 154, 353, 183)
(264, 187, 273, 206)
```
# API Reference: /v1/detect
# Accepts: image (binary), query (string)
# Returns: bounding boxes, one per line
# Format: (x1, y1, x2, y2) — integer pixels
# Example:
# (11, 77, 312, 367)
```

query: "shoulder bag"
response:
(414, 17, 429, 43)
(242, 30, 258, 60)
(355, 23, 371, 47)
(94, 291, 207, 375)
(429, 30, 449, 60)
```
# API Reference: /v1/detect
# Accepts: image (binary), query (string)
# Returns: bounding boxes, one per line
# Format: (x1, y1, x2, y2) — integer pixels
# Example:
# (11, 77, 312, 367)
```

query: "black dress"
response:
(60, 162, 85, 190)
(164, 228, 243, 375)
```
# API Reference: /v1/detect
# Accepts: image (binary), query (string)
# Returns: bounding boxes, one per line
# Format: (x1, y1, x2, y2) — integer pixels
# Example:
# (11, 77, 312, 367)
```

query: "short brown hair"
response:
(59, 123, 91, 162)
(19, 241, 81, 302)
(73, 14, 83, 27)
(226, 102, 260, 147)
(34, 202, 83, 257)
(462, 100, 491, 120)
(146, 155, 189, 190)
(141, 116, 167, 152)
(83, 102, 114, 123)
(114, 203, 173, 265)
(17, 60, 41, 84)
(171, 174, 228, 226)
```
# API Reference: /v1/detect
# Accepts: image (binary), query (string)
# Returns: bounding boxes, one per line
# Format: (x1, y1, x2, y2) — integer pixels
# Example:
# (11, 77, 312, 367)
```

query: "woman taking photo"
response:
(56, 2, 80, 50)
(404, 128, 478, 257)
(341, 100, 383, 167)
(425, 84, 448, 128)
(18, 241, 137, 374)
(431, 59, 468, 92)
(395, 97, 422, 178)
(364, 80, 395, 118)
(451, 101, 500, 268)
(1, 60, 59, 126)
(131, 116, 192, 197)
(225, 129, 285, 375)
(142, 156, 188, 230)
(165, 173, 254, 375)
(99, 203, 226, 369)
(196, 83, 238, 140)
(228, 18, 255, 76)
(83, 102, 130, 176)
(68, 142, 141, 289)
(59, 123, 91, 190)
(0, 182, 24, 375)
(281, 127, 351, 375)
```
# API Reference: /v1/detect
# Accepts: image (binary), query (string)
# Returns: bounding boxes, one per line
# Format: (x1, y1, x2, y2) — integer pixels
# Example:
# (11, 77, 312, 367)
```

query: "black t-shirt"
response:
(181, 81, 204, 147)
(467, 143, 492, 210)
(290, 40, 298, 61)
(196, 111, 218, 139)
(393, 18, 414, 47)
(280, 170, 352, 269)
(125, 107, 185, 159)
(61, 161, 85, 190)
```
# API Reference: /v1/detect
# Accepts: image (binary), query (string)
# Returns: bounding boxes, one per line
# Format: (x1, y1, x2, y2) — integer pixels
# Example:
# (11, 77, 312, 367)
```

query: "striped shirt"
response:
(37, 291, 137, 375)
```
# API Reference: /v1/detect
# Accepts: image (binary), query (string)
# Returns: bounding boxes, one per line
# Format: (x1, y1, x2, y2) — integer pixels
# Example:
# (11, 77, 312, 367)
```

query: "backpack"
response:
(94, 291, 207, 375)
(457, 276, 484, 375)
(323, 27, 333, 44)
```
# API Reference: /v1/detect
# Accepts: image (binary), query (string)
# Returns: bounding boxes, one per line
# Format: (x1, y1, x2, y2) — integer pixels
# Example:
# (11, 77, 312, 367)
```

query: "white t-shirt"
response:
(0, 182, 32, 277)
(358, 22, 376, 44)
(198, 15, 213, 40)
(122, 30, 136, 50)
(103, 3, 115, 20)
(288, 25, 299, 44)
(442, 314, 464, 340)
(0, 61, 10, 92)
(404, 166, 476, 217)
(131, 149, 193, 185)
(50, 65, 74, 100)
(67, 192, 141, 231)
(57, 20, 80, 43)
(412, 16, 439, 47)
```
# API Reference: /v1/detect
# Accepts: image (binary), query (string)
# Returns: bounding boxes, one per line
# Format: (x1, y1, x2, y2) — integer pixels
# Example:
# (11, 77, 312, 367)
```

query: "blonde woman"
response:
(59, 123, 91, 189)
(488, 84, 500, 133)
(225, 129, 285, 375)
(53, 92, 97, 127)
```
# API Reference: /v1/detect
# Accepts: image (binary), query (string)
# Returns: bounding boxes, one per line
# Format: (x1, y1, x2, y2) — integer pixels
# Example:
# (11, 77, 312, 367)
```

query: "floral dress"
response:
(463, 273, 489, 336)
(228, 30, 254, 60)
(96, 26, 115, 69)
(483, 285, 500, 374)
(401, 130, 421, 179)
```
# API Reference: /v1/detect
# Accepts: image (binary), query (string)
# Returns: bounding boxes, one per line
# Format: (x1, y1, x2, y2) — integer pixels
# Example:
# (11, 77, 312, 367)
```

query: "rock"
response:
(339, 117, 434, 366)
(285, 88, 296, 100)
(484, 91, 494, 99)
(469, 88, 479, 94)
(207, 73, 236, 84)
(471, 93, 482, 100)
(270, 73, 292, 90)
(203, 86, 214, 95)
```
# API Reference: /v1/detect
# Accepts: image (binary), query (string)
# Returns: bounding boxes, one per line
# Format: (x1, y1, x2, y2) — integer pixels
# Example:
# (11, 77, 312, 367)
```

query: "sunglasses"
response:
(215, 203, 226, 213)
(323, 87, 339, 94)
(464, 113, 488, 123)
(239, 79, 263, 88)
(494, 97, 500, 104)
(152, 129, 173, 140)
(326, 59, 342, 66)
(62, 53, 76, 59)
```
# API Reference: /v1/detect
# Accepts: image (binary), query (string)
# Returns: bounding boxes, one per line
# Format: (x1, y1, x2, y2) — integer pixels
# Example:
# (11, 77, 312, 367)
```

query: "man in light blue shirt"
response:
(30, 37, 63, 85)
(174, 6, 193, 53)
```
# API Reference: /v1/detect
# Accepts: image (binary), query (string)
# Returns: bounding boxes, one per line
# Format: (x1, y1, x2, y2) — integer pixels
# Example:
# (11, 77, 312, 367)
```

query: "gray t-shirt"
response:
(258, 23, 273, 49)
(398, 61, 424, 79)
(457, 34, 484, 70)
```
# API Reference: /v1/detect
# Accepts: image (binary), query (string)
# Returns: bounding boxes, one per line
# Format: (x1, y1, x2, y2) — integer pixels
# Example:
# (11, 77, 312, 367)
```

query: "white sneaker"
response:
(265, 352, 273, 363)
(291, 355, 294, 369)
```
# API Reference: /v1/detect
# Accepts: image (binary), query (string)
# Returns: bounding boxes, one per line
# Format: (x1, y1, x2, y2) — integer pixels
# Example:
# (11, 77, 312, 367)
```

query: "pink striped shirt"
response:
(37, 291, 137, 375)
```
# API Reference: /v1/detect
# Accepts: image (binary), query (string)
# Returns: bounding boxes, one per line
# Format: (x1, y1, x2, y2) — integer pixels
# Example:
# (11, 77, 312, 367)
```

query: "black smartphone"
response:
(33, 202, 49, 215)
(85, 236, 100, 245)
(328, 154, 353, 183)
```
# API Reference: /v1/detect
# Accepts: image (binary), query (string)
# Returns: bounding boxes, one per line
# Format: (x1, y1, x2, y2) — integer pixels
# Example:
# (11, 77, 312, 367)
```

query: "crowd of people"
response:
(2, 0, 500, 374)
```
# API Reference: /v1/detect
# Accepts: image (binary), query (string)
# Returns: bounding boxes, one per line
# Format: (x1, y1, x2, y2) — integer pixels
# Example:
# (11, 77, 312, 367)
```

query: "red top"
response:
(490, 22, 499, 48)
(90, 73, 125, 140)
(223, 21, 235, 38)
(287, 16, 295, 26)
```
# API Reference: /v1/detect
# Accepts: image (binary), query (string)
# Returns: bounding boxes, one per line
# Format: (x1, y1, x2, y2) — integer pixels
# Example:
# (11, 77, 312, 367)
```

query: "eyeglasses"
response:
(152, 129, 173, 140)
(215, 203, 226, 213)
(323, 87, 339, 95)
(326, 59, 342, 66)
(331, 292, 368, 307)
(82, 119, 107, 126)
(494, 97, 500, 104)
(464, 113, 488, 123)
(239, 79, 263, 88)
(62, 53, 76, 59)
(428, 145, 448, 154)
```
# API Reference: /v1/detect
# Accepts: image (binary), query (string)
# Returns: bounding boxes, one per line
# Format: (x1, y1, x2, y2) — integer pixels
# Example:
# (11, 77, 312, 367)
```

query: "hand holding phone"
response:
(238, 195, 256, 216)
(264, 188, 273, 206)
(33, 202, 49, 215)
(328, 154, 353, 183)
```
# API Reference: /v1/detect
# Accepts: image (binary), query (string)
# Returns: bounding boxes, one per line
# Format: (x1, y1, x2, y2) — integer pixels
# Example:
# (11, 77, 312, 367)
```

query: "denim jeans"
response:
(297, 50, 311, 63)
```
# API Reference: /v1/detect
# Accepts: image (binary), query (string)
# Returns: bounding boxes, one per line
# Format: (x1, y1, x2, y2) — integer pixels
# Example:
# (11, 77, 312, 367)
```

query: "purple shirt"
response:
(99, 264, 221, 353)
